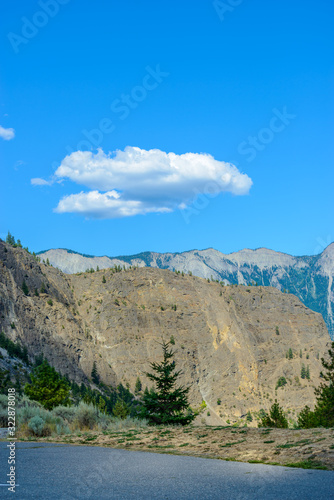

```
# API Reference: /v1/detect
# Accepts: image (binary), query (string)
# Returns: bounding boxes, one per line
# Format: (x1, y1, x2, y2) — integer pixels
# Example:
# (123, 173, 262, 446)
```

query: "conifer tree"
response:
(22, 280, 29, 296)
(135, 376, 142, 395)
(141, 340, 195, 425)
(6, 231, 15, 246)
(259, 400, 288, 428)
(113, 398, 130, 419)
(301, 364, 306, 379)
(91, 361, 100, 385)
(313, 342, 334, 427)
(24, 360, 70, 410)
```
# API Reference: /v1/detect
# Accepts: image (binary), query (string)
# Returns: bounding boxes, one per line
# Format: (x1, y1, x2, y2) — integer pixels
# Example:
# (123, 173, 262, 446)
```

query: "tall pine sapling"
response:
(141, 340, 195, 425)
(91, 361, 100, 385)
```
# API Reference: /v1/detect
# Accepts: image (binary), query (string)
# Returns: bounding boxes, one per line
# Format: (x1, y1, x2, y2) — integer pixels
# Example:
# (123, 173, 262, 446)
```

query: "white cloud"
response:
(31, 178, 53, 186)
(0, 125, 15, 140)
(51, 146, 252, 218)
(55, 190, 172, 218)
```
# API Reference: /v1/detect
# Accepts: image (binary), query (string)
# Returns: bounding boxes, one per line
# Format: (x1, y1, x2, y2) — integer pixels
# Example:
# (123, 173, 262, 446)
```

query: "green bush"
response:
(18, 404, 49, 425)
(0, 408, 7, 426)
(75, 402, 99, 429)
(276, 376, 287, 390)
(28, 416, 49, 437)
(52, 405, 77, 423)
(107, 416, 149, 432)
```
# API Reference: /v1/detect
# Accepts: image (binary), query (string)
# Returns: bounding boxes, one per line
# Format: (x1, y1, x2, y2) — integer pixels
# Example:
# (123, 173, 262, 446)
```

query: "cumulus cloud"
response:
(52, 146, 252, 218)
(0, 125, 15, 140)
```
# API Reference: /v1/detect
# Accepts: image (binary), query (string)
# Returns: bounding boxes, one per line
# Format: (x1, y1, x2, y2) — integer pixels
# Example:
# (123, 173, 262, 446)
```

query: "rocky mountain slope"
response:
(38, 244, 334, 339)
(0, 241, 331, 424)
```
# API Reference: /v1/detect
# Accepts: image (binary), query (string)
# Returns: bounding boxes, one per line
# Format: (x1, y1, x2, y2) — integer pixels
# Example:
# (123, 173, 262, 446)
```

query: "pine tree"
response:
(288, 348, 293, 359)
(113, 398, 130, 419)
(91, 361, 100, 385)
(24, 360, 70, 410)
(141, 340, 195, 425)
(22, 280, 29, 295)
(102, 275, 106, 283)
(313, 341, 334, 427)
(6, 231, 15, 246)
(301, 364, 306, 379)
(306, 365, 310, 380)
(98, 396, 107, 414)
(259, 400, 288, 428)
(135, 376, 142, 395)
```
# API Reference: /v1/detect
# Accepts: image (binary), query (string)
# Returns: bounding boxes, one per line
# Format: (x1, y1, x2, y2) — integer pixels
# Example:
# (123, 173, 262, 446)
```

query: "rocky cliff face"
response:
(38, 244, 334, 339)
(1, 241, 331, 423)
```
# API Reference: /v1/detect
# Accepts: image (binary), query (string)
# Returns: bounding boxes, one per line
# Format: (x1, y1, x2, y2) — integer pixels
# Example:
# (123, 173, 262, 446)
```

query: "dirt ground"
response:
(16, 425, 334, 470)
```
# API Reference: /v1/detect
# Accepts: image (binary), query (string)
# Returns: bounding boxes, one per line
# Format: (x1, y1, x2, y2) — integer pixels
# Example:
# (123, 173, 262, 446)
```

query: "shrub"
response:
(107, 416, 149, 432)
(276, 376, 287, 390)
(18, 404, 48, 424)
(52, 405, 77, 423)
(75, 402, 99, 429)
(56, 423, 70, 435)
(0, 408, 7, 426)
(0, 394, 8, 410)
(28, 416, 50, 437)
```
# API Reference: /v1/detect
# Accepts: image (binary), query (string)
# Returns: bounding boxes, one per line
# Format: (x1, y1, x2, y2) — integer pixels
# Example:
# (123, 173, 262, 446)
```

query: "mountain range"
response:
(0, 240, 331, 424)
(38, 244, 334, 339)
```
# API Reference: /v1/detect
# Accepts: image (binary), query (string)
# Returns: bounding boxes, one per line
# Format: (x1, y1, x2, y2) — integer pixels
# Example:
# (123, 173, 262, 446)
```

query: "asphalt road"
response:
(1, 441, 334, 499)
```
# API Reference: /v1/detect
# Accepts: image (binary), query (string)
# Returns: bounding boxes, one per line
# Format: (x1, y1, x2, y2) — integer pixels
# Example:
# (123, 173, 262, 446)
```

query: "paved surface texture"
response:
(1, 442, 334, 499)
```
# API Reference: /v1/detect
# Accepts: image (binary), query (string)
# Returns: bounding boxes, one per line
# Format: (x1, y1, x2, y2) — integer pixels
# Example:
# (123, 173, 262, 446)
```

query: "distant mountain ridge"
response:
(38, 244, 334, 339)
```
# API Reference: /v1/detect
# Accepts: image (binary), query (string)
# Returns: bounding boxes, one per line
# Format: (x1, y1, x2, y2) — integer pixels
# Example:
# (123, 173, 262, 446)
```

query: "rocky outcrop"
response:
(0, 241, 331, 423)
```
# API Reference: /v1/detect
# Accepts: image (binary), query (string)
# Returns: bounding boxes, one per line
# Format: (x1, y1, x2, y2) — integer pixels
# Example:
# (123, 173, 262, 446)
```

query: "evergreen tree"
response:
(22, 280, 29, 296)
(102, 275, 106, 283)
(91, 361, 100, 385)
(141, 340, 195, 425)
(297, 405, 318, 429)
(246, 410, 253, 422)
(301, 364, 306, 379)
(306, 365, 310, 380)
(135, 376, 142, 395)
(113, 398, 130, 419)
(259, 400, 288, 428)
(6, 231, 15, 246)
(24, 360, 70, 410)
(98, 396, 107, 414)
(313, 341, 334, 427)
(288, 348, 293, 360)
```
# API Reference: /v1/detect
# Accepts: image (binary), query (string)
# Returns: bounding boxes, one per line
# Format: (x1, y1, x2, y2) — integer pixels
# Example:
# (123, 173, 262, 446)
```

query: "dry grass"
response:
(14, 425, 334, 470)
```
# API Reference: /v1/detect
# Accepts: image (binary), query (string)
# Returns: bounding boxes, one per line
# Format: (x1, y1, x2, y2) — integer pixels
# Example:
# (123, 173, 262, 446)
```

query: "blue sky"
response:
(1, 0, 333, 257)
